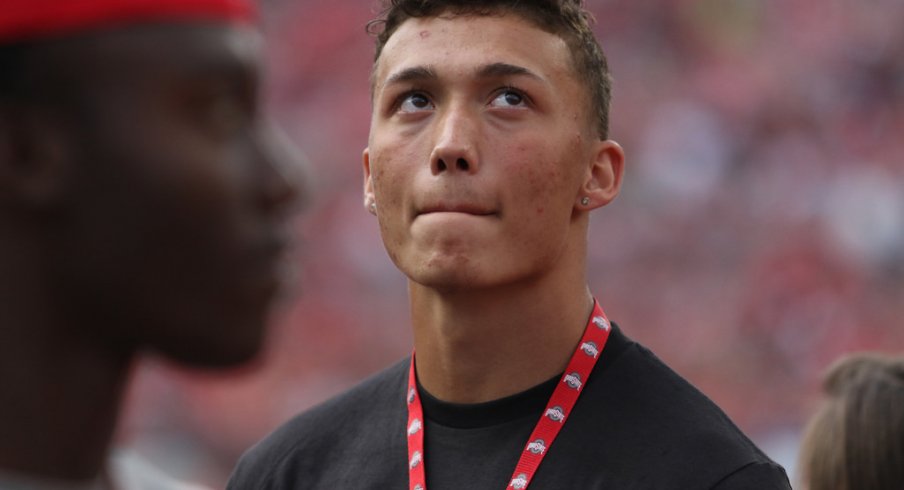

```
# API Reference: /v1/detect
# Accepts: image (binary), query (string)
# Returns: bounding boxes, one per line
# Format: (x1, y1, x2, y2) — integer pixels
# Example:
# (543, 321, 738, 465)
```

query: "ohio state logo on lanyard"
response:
(405, 299, 612, 490)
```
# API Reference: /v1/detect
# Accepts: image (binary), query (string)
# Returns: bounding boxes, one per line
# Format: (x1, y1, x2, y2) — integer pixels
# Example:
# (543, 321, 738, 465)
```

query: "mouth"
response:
(245, 233, 295, 302)
(250, 228, 293, 280)
(257, 223, 292, 256)
(417, 203, 497, 217)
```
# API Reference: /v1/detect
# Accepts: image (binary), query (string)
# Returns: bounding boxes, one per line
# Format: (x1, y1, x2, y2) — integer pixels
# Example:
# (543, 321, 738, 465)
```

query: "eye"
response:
(490, 88, 527, 108)
(206, 94, 248, 134)
(186, 82, 252, 139)
(398, 92, 434, 113)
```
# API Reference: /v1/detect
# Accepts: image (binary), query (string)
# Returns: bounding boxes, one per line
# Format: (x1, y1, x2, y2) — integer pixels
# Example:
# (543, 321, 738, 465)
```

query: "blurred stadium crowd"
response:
(116, 0, 904, 486)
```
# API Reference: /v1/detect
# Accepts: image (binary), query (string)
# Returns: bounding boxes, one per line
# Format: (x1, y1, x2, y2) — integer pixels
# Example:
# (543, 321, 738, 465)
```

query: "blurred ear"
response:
(0, 106, 75, 209)
(363, 147, 376, 214)
(576, 139, 624, 210)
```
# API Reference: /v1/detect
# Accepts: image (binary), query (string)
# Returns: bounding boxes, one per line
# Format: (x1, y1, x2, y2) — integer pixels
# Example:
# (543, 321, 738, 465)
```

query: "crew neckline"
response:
(413, 321, 627, 430)
(416, 371, 562, 429)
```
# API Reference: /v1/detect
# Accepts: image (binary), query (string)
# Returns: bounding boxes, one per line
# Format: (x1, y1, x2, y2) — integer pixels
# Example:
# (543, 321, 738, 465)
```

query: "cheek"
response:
(133, 147, 254, 272)
(370, 145, 418, 207)
(503, 145, 571, 217)
(368, 154, 410, 256)
(148, 157, 242, 238)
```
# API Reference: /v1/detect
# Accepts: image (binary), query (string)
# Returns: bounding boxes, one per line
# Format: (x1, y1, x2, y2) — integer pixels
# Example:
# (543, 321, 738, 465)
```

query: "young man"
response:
(229, 1, 791, 488)
(0, 1, 303, 488)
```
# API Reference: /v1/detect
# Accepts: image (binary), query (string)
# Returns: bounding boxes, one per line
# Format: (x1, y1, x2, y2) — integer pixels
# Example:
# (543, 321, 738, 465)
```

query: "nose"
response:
(429, 106, 479, 175)
(251, 122, 310, 216)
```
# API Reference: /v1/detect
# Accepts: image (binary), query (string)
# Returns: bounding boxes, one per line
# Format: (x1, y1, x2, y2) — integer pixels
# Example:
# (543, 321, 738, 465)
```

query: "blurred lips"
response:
(245, 227, 292, 290)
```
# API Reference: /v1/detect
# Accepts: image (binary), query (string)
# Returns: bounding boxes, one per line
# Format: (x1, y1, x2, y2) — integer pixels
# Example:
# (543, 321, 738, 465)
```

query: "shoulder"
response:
(227, 358, 410, 489)
(111, 450, 212, 490)
(569, 324, 790, 487)
(710, 461, 792, 489)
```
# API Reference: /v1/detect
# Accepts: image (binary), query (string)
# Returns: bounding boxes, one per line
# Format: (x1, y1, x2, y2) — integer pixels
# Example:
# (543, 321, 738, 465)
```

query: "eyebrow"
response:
(381, 62, 544, 89)
(383, 65, 440, 88)
(476, 62, 543, 82)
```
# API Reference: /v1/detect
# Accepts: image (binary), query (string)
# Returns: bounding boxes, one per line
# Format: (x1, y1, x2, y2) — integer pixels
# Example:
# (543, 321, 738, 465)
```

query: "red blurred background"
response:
(117, 0, 904, 486)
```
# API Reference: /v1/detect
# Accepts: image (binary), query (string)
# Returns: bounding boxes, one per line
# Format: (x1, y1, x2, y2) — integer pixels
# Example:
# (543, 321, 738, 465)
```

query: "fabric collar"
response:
(417, 322, 628, 429)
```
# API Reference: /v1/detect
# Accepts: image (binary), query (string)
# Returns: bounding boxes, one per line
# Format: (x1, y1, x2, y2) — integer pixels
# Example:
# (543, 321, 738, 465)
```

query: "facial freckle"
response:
(536, 207, 545, 216)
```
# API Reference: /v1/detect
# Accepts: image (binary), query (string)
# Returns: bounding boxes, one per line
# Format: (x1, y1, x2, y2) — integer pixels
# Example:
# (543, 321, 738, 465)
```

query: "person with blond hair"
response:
(798, 352, 904, 490)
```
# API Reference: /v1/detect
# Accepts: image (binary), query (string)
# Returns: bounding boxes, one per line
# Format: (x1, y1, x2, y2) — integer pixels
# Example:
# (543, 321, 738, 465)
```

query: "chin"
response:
(161, 341, 264, 369)
(407, 252, 554, 294)
(408, 262, 496, 292)
(153, 320, 267, 369)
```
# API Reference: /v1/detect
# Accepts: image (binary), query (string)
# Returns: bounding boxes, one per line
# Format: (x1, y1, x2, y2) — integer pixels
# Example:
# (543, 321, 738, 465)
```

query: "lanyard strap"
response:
(406, 300, 612, 490)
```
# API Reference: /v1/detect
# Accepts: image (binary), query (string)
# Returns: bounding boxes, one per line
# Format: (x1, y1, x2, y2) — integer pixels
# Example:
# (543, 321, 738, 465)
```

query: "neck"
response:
(0, 245, 134, 481)
(410, 273, 594, 404)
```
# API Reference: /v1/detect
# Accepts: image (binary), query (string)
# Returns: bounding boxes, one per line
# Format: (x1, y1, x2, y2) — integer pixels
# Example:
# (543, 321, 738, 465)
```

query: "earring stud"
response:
(581, 197, 590, 206)
(369, 202, 377, 214)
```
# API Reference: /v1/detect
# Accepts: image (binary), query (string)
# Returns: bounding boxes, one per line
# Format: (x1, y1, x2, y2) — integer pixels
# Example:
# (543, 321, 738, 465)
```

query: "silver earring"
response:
(581, 197, 590, 206)
(369, 202, 377, 214)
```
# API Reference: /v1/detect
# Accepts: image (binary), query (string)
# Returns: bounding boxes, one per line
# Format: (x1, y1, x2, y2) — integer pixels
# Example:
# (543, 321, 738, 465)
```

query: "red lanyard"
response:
(406, 300, 612, 490)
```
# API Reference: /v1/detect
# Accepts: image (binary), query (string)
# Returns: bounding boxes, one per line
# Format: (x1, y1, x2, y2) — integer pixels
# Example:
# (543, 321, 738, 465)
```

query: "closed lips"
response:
(418, 203, 496, 215)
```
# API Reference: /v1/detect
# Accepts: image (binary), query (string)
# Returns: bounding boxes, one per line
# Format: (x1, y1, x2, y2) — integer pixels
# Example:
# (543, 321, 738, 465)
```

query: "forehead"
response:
(116, 23, 259, 77)
(37, 22, 261, 91)
(373, 14, 575, 91)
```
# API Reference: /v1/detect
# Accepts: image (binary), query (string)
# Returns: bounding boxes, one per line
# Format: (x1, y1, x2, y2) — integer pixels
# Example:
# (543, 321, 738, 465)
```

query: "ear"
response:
(363, 147, 376, 215)
(0, 106, 75, 209)
(576, 139, 624, 211)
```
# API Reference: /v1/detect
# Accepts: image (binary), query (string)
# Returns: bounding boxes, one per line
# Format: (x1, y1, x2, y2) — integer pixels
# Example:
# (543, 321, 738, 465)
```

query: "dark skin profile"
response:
(0, 22, 301, 481)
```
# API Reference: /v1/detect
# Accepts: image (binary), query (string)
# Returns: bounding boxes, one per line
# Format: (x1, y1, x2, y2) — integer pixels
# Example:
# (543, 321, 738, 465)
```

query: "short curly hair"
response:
(367, 0, 613, 139)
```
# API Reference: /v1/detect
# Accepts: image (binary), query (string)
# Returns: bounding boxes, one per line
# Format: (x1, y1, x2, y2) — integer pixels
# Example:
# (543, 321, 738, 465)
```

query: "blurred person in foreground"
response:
(0, 0, 304, 488)
(229, 1, 790, 489)
(798, 353, 904, 490)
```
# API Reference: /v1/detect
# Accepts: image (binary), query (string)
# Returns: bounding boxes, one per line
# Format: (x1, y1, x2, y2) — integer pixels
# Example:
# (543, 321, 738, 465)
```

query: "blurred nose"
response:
(252, 121, 310, 216)
(429, 105, 479, 176)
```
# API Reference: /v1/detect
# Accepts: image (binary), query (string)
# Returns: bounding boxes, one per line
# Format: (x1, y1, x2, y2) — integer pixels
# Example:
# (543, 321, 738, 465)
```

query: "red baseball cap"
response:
(0, 0, 256, 43)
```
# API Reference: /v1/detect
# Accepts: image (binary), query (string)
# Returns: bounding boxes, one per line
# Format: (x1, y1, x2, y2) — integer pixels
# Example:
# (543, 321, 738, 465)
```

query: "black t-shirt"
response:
(228, 324, 791, 489)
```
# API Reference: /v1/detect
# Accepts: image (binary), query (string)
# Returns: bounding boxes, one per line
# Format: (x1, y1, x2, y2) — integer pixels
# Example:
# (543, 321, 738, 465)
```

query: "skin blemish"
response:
(419, 30, 431, 39)
(572, 132, 583, 149)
